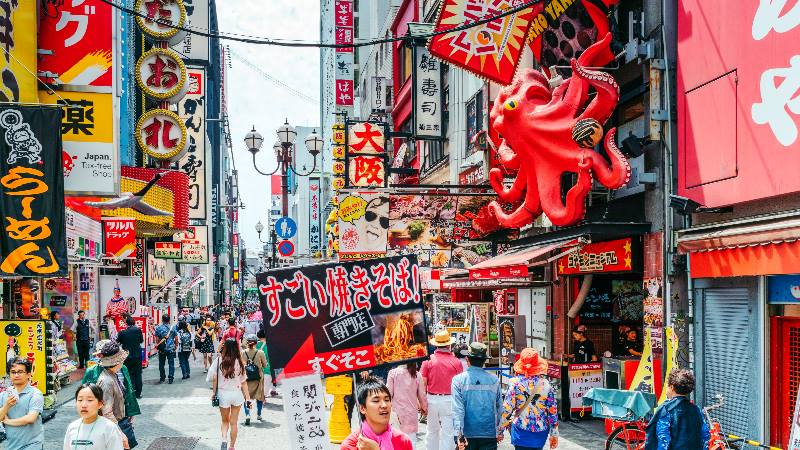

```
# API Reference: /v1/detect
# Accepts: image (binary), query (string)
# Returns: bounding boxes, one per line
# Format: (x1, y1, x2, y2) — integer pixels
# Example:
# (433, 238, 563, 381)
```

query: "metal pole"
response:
(281, 145, 289, 217)
(270, 229, 277, 269)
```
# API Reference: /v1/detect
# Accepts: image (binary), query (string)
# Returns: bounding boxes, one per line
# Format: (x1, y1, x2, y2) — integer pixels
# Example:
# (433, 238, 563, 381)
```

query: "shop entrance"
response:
(770, 316, 800, 448)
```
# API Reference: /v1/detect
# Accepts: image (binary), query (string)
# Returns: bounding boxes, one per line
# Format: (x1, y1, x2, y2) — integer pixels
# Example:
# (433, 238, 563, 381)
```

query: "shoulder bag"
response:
(211, 358, 220, 407)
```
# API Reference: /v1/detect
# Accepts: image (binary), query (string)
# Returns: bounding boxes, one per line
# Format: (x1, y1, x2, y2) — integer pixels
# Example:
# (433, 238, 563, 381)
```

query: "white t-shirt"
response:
(62, 416, 125, 450)
(206, 357, 246, 390)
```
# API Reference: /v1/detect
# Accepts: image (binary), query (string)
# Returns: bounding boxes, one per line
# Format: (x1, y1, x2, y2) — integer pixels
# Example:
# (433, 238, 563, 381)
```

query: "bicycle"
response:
(704, 395, 731, 450)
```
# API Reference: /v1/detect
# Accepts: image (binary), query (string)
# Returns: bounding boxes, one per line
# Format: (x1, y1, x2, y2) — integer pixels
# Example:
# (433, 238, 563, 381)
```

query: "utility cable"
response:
(97, 0, 544, 48)
(228, 48, 318, 104)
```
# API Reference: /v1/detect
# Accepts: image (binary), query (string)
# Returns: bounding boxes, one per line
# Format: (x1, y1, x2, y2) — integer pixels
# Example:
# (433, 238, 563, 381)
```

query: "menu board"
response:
(568, 362, 603, 412)
(579, 278, 613, 321)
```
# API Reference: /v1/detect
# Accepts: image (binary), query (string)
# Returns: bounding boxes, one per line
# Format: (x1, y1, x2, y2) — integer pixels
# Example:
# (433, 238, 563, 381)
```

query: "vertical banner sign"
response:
(346, 122, 386, 188)
(133, 240, 146, 292)
(370, 76, 387, 112)
(414, 46, 443, 139)
(282, 374, 329, 450)
(102, 218, 136, 259)
(37, 0, 113, 87)
(171, 0, 209, 61)
(38, 91, 118, 195)
(309, 178, 322, 252)
(0, 0, 37, 102)
(257, 255, 426, 376)
(0, 320, 49, 394)
(428, 0, 535, 85)
(0, 107, 68, 276)
(178, 68, 207, 219)
(334, 0, 354, 107)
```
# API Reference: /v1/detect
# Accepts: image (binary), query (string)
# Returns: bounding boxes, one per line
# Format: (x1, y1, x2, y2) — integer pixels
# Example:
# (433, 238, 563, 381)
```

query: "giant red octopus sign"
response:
(487, 33, 629, 227)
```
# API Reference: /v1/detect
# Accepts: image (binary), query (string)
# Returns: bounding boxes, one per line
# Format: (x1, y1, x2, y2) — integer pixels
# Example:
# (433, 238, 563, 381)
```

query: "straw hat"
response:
(98, 341, 128, 367)
(513, 348, 549, 377)
(428, 329, 455, 347)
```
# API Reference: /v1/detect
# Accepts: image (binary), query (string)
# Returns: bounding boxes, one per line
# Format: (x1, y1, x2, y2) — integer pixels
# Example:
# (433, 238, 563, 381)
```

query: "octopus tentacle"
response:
(573, 57, 619, 125)
(539, 169, 593, 227)
(490, 167, 525, 203)
(490, 174, 542, 228)
(584, 128, 631, 189)
(495, 139, 520, 170)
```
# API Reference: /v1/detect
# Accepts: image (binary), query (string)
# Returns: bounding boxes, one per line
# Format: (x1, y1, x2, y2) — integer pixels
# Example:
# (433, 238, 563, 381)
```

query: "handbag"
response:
(211, 358, 220, 407)
(244, 351, 261, 382)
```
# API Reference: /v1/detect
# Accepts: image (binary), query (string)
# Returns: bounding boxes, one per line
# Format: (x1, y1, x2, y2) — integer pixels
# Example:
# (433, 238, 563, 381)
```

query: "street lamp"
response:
(246, 119, 322, 217)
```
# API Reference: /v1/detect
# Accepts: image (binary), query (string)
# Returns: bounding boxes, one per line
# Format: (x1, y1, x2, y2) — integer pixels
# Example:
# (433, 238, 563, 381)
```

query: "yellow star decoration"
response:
(623, 239, 632, 268)
(558, 261, 564, 273)
(624, 254, 632, 269)
(623, 240, 632, 255)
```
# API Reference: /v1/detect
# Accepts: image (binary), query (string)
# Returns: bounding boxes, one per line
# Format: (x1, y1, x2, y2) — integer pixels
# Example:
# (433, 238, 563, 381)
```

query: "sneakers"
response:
(220, 443, 227, 450)
(168, 379, 174, 384)
(256, 416, 263, 422)
(269, 388, 279, 397)
(245, 417, 250, 426)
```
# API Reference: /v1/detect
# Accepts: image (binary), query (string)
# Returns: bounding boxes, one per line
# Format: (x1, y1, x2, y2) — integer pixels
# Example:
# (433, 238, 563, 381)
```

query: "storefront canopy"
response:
(468, 239, 581, 280)
(677, 213, 800, 277)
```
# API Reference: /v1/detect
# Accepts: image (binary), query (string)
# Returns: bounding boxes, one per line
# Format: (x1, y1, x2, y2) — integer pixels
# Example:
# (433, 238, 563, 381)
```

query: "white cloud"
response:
(217, 0, 321, 255)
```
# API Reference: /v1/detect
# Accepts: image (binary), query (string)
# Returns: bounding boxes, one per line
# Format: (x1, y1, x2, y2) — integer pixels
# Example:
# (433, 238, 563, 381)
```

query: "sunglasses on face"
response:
(365, 211, 389, 229)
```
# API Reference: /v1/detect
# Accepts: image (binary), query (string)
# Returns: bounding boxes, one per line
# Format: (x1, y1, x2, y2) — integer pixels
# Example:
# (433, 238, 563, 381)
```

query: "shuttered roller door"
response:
(702, 288, 752, 439)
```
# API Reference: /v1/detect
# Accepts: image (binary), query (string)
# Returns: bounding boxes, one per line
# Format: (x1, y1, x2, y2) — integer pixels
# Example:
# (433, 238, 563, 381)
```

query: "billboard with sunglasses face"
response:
(338, 192, 389, 261)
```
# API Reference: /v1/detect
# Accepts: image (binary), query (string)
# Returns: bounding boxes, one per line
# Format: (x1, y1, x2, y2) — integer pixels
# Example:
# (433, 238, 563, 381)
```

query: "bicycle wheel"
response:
(605, 425, 647, 450)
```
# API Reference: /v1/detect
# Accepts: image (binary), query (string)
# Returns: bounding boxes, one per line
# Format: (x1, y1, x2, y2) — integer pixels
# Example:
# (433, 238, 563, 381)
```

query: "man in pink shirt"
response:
(420, 330, 464, 450)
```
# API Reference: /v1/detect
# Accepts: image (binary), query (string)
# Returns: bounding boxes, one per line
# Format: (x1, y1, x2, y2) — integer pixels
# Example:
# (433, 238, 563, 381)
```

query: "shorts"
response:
(217, 387, 245, 408)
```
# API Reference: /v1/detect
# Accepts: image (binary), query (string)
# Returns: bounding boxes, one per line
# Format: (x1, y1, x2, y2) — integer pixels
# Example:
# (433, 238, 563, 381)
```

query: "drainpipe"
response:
(567, 274, 593, 319)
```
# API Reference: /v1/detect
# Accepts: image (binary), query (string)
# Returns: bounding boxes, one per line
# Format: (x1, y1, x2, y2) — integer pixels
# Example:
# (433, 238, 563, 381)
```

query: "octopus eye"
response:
(504, 99, 518, 111)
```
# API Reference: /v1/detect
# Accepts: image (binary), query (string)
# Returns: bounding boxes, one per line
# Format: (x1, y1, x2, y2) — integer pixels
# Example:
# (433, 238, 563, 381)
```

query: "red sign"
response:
(38, 0, 113, 87)
(678, 1, 800, 207)
(334, 0, 353, 27)
(114, 316, 149, 367)
(335, 26, 353, 53)
(558, 238, 633, 275)
(470, 265, 528, 280)
(102, 218, 136, 259)
(335, 79, 354, 106)
(429, 0, 536, 85)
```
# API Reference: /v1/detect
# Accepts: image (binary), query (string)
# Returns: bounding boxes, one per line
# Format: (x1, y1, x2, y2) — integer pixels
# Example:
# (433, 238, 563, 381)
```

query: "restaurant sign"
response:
(155, 241, 182, 259)
(558, 238, 637, 275)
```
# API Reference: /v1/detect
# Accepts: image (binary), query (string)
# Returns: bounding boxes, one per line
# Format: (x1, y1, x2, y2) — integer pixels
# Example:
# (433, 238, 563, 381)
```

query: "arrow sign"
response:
(275, 217, 297, 239)
(277, 239, 295, 257)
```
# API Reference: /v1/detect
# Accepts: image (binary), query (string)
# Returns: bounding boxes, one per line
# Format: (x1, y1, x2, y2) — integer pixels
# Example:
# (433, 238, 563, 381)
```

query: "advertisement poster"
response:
(0, 0, 38, 102)
(568, 362, 603, 412)
(39, 90, 119, 195)
(37, 0, 113, 87)
(0, 320, 49, 394)
(428, 0, 535, 85)
(174, 225, 209, 264)
(337, 193, 389, 260)
(282, 374, 329, 450)
(178, 68, 207, 219)
(257, 255, 426, 376)
(102, 218, 137, 259)
(643, 278, 664, 353)
(66, 208, 102, 262)
(0, 106, 68, 277)
(99, 276, 141, 320)
(113, 316, 149, 367)
(12, 279, 41, 319)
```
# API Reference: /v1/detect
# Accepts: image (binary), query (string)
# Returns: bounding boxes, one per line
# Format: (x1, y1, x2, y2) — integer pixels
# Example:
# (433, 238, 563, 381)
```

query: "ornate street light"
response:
(244, 126, 264, 154)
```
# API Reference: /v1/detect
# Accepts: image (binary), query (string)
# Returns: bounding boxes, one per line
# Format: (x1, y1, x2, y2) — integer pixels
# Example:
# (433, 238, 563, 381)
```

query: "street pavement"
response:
(44, 355, 605, 449)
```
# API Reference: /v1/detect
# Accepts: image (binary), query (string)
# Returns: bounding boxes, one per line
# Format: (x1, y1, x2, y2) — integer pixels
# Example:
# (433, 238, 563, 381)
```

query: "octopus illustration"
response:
(488, 33, 630, 228)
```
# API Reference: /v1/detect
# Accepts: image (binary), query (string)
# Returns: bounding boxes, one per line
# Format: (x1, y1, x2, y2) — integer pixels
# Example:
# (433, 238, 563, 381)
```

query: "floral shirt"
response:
(500, 375, 559, 436)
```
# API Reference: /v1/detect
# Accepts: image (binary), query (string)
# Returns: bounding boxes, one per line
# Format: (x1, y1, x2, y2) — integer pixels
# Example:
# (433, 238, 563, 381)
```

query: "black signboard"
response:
(0, 106, 67, 277)
(257, 255, 428, 377)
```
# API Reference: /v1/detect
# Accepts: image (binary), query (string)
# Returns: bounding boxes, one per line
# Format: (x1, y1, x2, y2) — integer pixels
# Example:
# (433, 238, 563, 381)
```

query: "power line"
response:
(227, 47, 318, 104)
(97, 0, 544, 48)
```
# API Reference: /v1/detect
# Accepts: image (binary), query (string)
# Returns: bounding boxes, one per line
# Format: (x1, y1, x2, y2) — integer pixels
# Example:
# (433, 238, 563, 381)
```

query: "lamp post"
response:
(245, 120, 323, 217)
(255, 220, 277, 269)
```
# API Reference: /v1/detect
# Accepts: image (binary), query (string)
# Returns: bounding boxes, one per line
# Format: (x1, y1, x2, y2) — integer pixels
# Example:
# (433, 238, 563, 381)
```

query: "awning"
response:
(677, 213, 800, 278)
(468, 239, 581, 280)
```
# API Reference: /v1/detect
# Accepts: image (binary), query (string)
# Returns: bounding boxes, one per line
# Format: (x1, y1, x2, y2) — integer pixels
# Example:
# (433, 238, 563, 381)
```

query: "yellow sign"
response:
(658, 327, 679, 405)
(332, 145, 345, 159)
(628, 328, 655, 394)
(338, 195, 366, 223)
(332, 160, 345, 175)
(0, 320, 49, 394)
(38, 91, 114, 143)
(332, 177, 345, 190)
(332, 129, 345, 145)
(2, 1, 37, 102)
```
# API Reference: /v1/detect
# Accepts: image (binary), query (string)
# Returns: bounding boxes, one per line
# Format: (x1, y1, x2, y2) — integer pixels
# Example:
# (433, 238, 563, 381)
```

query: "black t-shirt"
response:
(573, 339, 597, 363)
(624, 340, 643, 356)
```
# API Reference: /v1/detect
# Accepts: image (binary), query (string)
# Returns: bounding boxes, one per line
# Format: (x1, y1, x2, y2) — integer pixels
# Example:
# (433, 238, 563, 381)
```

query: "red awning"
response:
(469, 239, 580, 280)
(677, 215, 800, 277)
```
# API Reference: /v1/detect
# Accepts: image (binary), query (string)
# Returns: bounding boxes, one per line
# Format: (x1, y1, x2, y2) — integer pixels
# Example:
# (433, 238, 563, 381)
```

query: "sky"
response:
(217, 0, 321, 252)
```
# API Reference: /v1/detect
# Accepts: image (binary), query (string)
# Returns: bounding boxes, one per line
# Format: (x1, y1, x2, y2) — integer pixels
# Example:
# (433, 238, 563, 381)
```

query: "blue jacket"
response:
(645, 396, 709, 450)
(451, 366, 503, 439)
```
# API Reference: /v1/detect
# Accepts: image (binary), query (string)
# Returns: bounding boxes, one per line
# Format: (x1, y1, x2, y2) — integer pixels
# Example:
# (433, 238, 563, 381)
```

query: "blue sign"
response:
(275, 217, 297, 239)
(277, 240, 295, 257)
(767, 275, 800, 304)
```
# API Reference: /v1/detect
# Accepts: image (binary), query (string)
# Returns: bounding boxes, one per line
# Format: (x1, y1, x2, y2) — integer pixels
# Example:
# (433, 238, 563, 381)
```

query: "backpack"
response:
(244, 351, 261, 382)
(179, 331, 192, 352)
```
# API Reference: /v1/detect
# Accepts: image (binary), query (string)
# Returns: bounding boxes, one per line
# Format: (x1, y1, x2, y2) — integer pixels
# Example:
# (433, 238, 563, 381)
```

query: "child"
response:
(63, 383, 126, 450)
(644, 369, 710, 450)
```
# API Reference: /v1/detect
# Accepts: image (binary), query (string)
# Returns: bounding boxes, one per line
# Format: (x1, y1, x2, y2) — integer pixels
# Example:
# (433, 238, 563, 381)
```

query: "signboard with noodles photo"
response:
(257, 255, 427, 377)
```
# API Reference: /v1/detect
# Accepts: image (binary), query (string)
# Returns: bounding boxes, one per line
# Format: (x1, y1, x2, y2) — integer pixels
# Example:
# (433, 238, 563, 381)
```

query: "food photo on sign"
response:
(256, 255, 426, 377)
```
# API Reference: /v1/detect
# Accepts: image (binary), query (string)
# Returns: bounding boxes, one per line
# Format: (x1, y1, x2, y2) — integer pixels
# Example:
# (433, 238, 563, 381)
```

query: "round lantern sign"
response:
(134, 0, 187, 43)
(332, 145, 345, 159)
(135, 109, 187, 161)
(332, 160, 345, 175)
(332, 177, 345, 190)
(136, 48, 188, 102)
